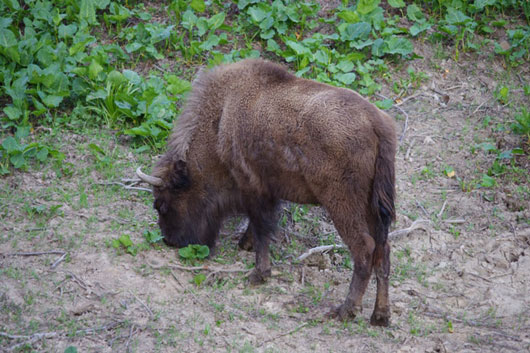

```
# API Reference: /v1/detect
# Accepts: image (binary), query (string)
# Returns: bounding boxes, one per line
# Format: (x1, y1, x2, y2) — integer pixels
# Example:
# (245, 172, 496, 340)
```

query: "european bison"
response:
(137, 59, 396, 326)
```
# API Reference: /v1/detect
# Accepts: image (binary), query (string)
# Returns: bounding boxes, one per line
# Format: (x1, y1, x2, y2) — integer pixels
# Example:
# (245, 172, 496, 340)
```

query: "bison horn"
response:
(136, 167, 164, 187)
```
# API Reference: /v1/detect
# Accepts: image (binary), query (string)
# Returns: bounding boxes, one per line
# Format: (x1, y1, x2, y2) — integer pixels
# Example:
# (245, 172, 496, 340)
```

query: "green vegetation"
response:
(1, 0, 528, 173)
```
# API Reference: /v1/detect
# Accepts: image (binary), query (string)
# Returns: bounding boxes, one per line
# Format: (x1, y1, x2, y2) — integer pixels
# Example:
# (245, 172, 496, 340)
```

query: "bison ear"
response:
(170, 159, 190, 190)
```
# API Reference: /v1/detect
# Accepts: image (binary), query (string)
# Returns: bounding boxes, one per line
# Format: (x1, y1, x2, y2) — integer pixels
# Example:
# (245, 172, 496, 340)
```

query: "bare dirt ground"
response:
(1, 41, 529, 352)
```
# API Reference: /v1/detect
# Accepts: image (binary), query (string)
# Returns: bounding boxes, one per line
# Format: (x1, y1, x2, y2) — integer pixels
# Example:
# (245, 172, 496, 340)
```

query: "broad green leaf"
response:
(125, 42, 143, 53)
(356, 0, 380, 15)
(106, 70, 126, 86)
(384, 36, 413, 56)
(208, 12, 226, 30)
(86, 89, 107, 101)
(193, 273, 206, 286)
(3, 106, 21, 120)
(336, 60, 354, 72)
(445, 7, 472, 25)
(64, 346, 78, 353)
(409, 22, 431, 36)
(342, 22, 371, 41)
(118, 234, 133, 247)
(0, 28, 16, 47)
(36, 148, 48, 162)
(0, 17, 12, 28)
(2, 136, 21, 153)
(58, 24, 78, 38)
(88, 60, 103, 80)
(375, 99, 394, 110)
(406, 4, 425, 22)
(181, 10, 197, 30)
(80, 0, 97, 24)
(2, 0, 20, 11)
(334, 72, 356, 85)
(285, 40, 311, 56)
(10, 152, 25, 169)
(337, 10, 359, 23)
(480, 175, 496, 188)
(190, 0, 205, 13)
(166, 75, 191, 95)
(199, 34, 220, 51)
(248, 6, 269, 23)
(314, 50, 329, 65)
(42, 95, 63, 108)
(474, 0, 496, 10)
(196, 18, 208, 36)
(123, 70, 141, 85)
(388, 0, 405, 8)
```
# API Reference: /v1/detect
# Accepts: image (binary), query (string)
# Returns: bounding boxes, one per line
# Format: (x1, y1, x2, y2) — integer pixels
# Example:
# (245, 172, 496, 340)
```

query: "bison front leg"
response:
(246, 200, 278, 285)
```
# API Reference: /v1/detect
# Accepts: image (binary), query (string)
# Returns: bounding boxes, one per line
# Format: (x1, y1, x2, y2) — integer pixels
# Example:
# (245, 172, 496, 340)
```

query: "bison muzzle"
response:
(137, 59, 396, 326)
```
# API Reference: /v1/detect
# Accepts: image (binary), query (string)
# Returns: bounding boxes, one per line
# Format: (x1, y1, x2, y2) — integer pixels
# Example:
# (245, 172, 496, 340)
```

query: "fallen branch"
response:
(3, 250, 65, 257)
(149, 262, 253, 280)
(50, 252, 67, 269)
(297, 220, 430, 261)
(129, 291, 154, 317)
(258, 322, 309, 347)
(437, 199, 448, 218)
(1, 321, 124, 351)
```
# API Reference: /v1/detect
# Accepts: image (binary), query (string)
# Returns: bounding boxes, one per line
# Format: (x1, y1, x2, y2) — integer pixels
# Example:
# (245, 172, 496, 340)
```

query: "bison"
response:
(137, 59, 396, 326)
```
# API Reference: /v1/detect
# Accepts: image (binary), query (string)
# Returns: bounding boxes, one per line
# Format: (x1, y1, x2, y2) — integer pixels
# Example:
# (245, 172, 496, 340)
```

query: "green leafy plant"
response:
(511, 108, 530, 141)
(178, 244, 210, 260)
(112, 234, 138, 256)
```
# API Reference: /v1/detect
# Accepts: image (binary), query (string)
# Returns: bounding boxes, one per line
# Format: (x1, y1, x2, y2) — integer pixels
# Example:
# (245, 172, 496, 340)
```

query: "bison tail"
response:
(372, 132, 396, 246)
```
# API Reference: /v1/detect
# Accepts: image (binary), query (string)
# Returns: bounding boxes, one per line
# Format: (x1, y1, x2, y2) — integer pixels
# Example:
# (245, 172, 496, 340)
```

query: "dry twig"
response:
(50, 252, 67, 269)
(258, 322, 309, 347)
(129, 291, 154, 317)
(297, 220, 430, 261)
(3, 250, 65, 257)
(1, 321, 123, 351)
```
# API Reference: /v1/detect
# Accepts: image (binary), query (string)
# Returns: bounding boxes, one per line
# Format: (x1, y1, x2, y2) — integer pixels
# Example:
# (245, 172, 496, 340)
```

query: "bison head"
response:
(136, 160, 217, 248)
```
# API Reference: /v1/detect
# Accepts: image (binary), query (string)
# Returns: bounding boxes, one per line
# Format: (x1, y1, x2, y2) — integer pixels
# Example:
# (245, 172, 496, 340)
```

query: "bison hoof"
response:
(370, 310, 390, 327)
(249, 269, 271, 285)
(327, 304, 361, 321)
(238, 233, 254, 251)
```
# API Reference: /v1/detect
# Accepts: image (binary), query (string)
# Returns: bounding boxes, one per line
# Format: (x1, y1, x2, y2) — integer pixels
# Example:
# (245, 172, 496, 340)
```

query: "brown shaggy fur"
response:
(148, 59, 397, 326)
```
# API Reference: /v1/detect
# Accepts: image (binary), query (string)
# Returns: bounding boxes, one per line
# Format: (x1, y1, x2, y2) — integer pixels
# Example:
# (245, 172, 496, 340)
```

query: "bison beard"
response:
(137, 59, 397, 327)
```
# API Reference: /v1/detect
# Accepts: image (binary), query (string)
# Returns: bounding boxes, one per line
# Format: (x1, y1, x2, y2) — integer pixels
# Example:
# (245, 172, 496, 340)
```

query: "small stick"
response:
(444, 219, 465, 224)
(125, 324, 135, 353)
(296, 220, 431, 261)
(170, 269, 183, 287)
(3, 250, 65, 257)
(65, 271, 88, 291)
(472, 99, 489, 115)
(395, 92, 422, 106)
(129, 291, 154, 317)
(50, 253, 67, 269)
(405, 139, 415, 160)
(437, 199, 448, 218)
(258, 322, 309, 347)
(416, 201, 430, 218)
